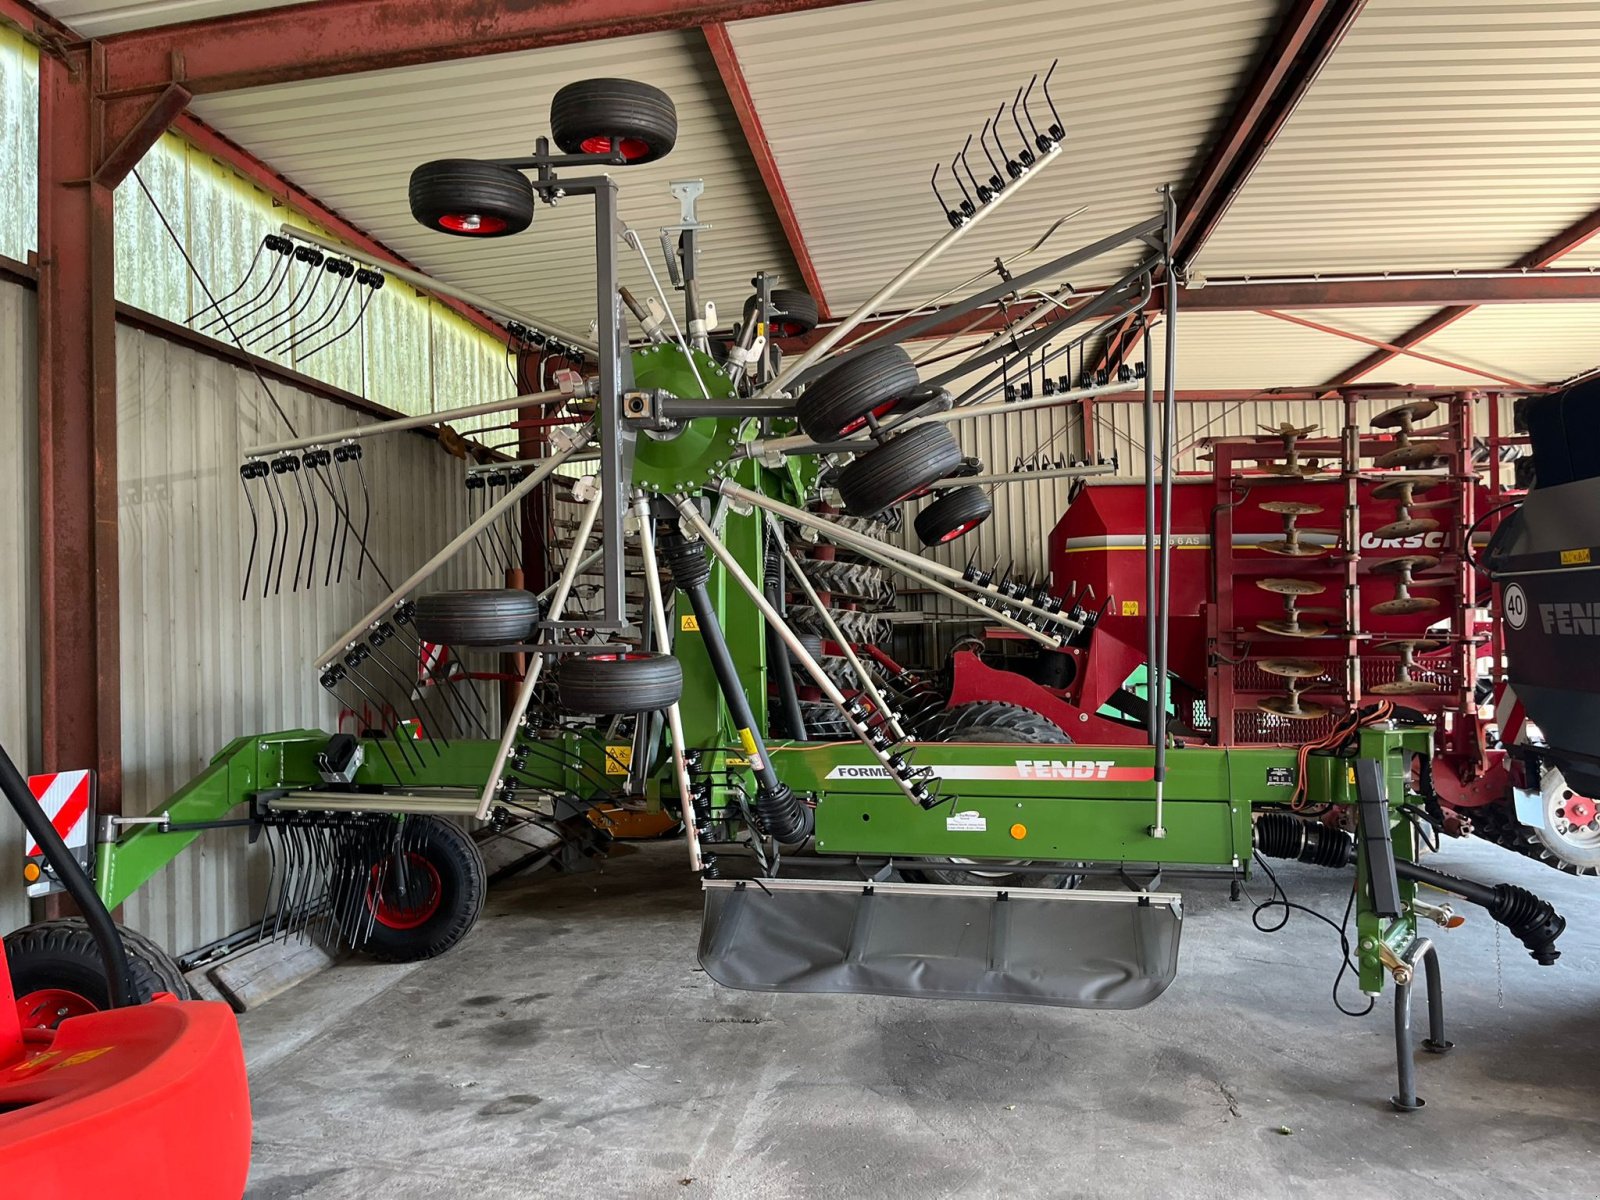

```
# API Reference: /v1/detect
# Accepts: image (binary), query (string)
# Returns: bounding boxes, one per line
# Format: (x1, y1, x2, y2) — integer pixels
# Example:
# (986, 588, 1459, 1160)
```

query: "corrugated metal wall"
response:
(0, 28, 38, 261)
(0, 282, 39, 934)
(116, 323, 487, 955)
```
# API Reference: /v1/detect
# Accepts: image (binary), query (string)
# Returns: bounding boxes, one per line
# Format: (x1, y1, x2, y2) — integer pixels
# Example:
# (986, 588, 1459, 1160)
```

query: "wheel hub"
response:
(1531, 766, 1600, 874)
(16, 987, 98, 1030)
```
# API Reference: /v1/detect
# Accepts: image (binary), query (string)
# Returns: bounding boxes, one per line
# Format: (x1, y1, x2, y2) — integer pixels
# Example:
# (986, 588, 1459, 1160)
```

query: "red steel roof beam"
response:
(1172, 0, 1366, 271)
(97, 0, 881, 98)
(703, 22, 831, 318)
(1322, 200, 1600, 390)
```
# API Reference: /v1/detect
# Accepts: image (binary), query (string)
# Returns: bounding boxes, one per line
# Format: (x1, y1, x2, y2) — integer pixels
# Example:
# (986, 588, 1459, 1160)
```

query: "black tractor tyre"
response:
(915, 486, 993, 546)
(409, 159, 535, 237)
(796, 345, 921, 442)
(5, 918, 193, 1029)
(769, 289, 820, 338)
(906, 702, 1078, 889)
(836, 424, 964, 516)
(551, 78, 678, 165)
(413, 589, 541, 647)
(557, 652, 684, 714)
(357, 817, 486, 963)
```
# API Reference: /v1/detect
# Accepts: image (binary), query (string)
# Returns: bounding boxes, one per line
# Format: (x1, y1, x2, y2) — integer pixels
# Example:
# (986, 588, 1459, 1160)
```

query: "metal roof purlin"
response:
(95, 0, 884, 98)
(1087, 0, 1367, 380)
(1321, 200, 1600, 391)
(703, 21, 831, 318)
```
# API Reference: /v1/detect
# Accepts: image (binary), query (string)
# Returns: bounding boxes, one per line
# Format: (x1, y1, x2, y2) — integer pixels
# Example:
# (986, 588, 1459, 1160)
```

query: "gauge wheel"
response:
(905, 702, 1080, 889)
(769, 289, 820, 337)
(409, 159, 535, 237)
(836, 423, 964, 516)
(550, 78, 678, 164)
(556, 651, 684, 714)
(914, 486, 993, 546)
(5, 919, 192, 1031)
(795, 345, 921, 442)
(413, 589, 542, 647)
(356, 817, 486, 962)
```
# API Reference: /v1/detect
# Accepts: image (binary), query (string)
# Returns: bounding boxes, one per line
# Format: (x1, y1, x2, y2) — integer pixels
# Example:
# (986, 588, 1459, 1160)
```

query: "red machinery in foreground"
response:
(915, 388, 1574, 871)
(0, 742, 251, 1199)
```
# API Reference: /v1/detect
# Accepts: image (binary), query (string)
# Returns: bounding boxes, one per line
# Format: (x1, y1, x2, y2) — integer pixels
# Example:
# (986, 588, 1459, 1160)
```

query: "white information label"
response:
(945, 810, 987, 833)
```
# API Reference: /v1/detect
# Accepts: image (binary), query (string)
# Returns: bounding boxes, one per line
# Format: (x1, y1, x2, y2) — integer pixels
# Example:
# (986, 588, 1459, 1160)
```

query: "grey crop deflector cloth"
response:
(698, 877, 1182, 1009)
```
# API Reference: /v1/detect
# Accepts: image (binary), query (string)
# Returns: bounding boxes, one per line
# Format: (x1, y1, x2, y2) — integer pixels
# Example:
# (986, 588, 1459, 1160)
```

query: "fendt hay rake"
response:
(19, 73, 1573, 1112)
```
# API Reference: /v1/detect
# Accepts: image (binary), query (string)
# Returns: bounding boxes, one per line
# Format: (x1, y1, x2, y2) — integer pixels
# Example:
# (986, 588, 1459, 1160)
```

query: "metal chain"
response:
(1493, 920, 1505, 1009)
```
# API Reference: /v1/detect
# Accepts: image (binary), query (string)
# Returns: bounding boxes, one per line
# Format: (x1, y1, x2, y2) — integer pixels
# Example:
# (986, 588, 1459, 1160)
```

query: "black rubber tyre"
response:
(907, 702, 1078, 889)
(5, 918, 192, 1030)
(915, 486, 993, 546)
(409, 159, 534, 237)
(769, 289, 820, 338)
(793, 633, 826, 661)
(357, 817, 486, 963)
(836, 424, 964, 516)
(551, 78, 677, 165)
(557, 652, 683, 714)
(796, 345, 920, 441)
(413, 589, 540, 647)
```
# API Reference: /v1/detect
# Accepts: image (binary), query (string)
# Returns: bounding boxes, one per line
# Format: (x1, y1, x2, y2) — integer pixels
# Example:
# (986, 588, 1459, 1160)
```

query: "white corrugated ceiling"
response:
(36, 0, 301, 36)
(188, 31, 798, 333)
(1394, 301, 1600, 387)
(1196, 0, 1600, 276)
(727, 0, 1280, 311)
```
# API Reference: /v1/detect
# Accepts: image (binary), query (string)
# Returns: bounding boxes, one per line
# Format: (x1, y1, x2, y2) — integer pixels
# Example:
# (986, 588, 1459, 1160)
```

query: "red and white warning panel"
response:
(21, 769, 94, 898)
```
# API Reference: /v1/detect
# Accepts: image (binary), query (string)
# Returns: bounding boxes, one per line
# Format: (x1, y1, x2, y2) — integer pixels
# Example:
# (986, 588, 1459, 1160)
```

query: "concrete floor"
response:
(239, 835, 1600, 1199)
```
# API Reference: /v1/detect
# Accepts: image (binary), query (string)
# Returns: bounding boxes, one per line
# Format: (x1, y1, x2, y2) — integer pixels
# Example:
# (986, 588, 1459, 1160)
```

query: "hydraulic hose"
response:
(661, 530, 813, 843)
(1253, 813, 1566, 964)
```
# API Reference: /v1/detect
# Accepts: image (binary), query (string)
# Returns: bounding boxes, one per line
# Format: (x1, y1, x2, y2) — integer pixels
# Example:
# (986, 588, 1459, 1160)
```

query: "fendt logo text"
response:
(1541, 602, 1600, 636)
(1016, 759, 1117, 779)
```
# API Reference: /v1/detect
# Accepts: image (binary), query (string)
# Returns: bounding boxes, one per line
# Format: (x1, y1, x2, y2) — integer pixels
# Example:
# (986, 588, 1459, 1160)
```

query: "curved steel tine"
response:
(189, 235, 270, 325)
(255, 257, 338, 351)
(221, 250, 308, 338)
(239, 465, 262, 602)
(364, 635, 445, 757)
(330, 446, 354, 586)
(199, 247, 289, 332)
(949, 143, 976, 216)
(1022, 73, 1044, 145)
(1010, 85, 1035, 168)
(1041, 58, 1066, 140)
(957, 134, 988, 205)
(466, 477, 495, 575)
(265, 261, 354, 355)
(991, 102, 1020, 178)
(370, 628, 452, 749)
(298, 272, 381, 362)
(302, 452, 321, 588)
(241, 250, 325, 344)
(978, 118, 1006, 191)
(930, 163, 957, 224)
(351, 447, 373, 582)
(267, 461, 291, 596)
(286, 458, 311, 592)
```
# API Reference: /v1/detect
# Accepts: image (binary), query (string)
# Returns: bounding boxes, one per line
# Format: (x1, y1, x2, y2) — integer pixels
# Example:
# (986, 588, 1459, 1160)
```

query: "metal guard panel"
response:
(699, 878, 1182, 1010)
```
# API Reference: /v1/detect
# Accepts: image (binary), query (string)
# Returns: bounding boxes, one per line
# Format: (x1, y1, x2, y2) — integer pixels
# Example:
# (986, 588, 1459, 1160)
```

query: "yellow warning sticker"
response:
(737, 728, 760, 757)
(1121, 600, 1140, 616)
(604, 745, 633, 775)
(1348, 766, 1357, 785)
(681, 614, 701, 632)
(1561, 547, 1592, 565)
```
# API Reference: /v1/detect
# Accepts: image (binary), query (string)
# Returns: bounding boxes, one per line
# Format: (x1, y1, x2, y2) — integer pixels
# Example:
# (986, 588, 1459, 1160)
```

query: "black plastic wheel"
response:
(557, 652, 683, 714)
(4, 918, 192, 1030)
(551, 78, 677, 165)
(413, 589, 541, 647)
(915, 486, 993, 546)
(836, 423, 964, 516)
(409, 159, 534, 237)
(796, 345, 921, 441)
(769, 289, 820, 338)
(357, 817, 486, 963)
(908, 702, 1077, 889)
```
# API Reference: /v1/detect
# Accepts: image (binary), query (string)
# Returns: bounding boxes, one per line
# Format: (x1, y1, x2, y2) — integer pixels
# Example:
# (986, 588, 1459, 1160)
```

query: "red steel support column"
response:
(37, 45, 122, 809)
